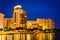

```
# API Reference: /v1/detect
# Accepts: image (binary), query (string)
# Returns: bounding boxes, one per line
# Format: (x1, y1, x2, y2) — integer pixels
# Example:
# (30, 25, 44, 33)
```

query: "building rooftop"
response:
(14, 5, 22, 9)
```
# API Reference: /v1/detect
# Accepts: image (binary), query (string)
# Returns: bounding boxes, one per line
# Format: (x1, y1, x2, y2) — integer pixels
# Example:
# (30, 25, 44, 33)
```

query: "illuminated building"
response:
(12, 5, 27, 29)
(36, 18, 55, 30)
(27, 21, 38, 29)
(0, 13, 4, 28)
(0, 5, 55, 40)
(4, 18, 12, 28)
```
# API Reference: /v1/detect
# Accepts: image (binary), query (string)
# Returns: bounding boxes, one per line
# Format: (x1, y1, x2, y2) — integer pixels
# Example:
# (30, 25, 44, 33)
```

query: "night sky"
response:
(0, 0, 60, 29)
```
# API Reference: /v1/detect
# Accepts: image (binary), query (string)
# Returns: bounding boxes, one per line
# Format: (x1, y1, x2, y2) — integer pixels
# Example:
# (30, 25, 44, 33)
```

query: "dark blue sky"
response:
(0, 0, 60, 29)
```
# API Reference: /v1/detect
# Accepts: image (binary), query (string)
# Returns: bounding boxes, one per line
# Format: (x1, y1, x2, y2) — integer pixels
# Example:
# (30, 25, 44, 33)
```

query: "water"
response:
(0, 32, 60, 40)
(55, 33, 60, 40)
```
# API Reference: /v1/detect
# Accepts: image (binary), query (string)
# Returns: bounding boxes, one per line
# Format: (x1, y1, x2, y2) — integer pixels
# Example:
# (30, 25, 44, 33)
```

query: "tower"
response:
(12, 5, 27, 29)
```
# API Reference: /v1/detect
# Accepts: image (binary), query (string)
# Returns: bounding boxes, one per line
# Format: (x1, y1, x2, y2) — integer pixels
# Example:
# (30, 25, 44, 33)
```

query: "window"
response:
(20, 14, 24, 18)
(14, 13, 16, 22)
(20, 20, 25, 24)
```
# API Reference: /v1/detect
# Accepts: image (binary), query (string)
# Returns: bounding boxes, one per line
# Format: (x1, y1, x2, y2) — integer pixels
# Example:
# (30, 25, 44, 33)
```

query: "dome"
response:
(14, 5, 22, 9)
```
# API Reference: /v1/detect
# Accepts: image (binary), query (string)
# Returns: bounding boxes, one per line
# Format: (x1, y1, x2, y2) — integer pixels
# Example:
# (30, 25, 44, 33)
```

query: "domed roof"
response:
(14, 5, 22, 9)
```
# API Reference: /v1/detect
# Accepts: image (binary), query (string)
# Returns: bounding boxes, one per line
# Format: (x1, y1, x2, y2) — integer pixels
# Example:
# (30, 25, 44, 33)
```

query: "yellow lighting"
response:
(24, 16, 27, 17)
(14, 23, 16, 24)
(39, 24, 42, 26)
(14, 5, 22, 9)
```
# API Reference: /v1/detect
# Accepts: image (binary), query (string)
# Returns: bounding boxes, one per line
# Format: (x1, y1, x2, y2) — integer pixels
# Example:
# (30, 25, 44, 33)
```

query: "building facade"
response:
(0, 5, 55, 40)
(0, 13, 4, 29)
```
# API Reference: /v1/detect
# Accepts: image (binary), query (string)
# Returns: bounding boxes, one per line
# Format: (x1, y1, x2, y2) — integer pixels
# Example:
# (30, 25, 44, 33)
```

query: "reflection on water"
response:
(0, 32, 55, 40)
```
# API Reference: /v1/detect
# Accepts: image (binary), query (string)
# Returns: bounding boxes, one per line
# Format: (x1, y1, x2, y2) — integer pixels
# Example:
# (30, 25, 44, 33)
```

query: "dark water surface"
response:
(55, 33, 60, 40)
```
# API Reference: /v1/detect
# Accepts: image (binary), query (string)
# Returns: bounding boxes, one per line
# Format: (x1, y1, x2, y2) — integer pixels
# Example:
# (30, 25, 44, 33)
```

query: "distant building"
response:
(12, 5, 27, 29)
(0, 13, 4, 28)
(4, 18, 12, 28)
